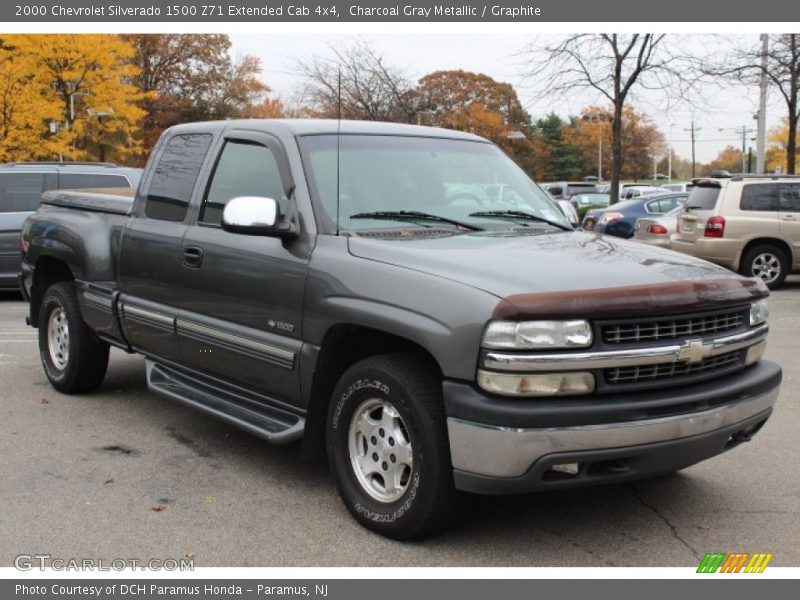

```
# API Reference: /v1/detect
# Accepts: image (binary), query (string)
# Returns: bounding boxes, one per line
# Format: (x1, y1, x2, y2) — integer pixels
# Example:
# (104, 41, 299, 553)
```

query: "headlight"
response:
(598, 212, 624, 225)
(477, 370, 595, 397)
(750, 299, 769, 326)
(483, 320, 593, 350)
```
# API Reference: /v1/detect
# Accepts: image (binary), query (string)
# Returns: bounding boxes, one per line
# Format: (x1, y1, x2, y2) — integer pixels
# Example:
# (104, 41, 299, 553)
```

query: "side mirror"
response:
(221, 196, 294, 238)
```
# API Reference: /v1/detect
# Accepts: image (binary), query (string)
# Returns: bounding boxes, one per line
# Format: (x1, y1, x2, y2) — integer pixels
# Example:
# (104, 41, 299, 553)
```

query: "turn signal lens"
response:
(477, 370, 596, 397)
(745, 341, 767, 365)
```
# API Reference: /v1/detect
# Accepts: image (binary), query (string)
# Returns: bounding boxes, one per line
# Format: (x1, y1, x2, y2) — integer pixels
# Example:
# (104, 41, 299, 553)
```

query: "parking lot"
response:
(0, 283, 798, 568)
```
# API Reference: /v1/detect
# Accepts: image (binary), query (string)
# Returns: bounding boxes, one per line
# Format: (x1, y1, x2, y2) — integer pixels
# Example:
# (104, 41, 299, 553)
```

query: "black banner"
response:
(4, 579, 799, 600)
(3, 0, 798, 22)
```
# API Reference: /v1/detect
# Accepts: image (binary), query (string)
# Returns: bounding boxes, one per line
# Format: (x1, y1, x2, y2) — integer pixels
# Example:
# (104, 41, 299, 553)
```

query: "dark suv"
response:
(0, 162, 141, 290)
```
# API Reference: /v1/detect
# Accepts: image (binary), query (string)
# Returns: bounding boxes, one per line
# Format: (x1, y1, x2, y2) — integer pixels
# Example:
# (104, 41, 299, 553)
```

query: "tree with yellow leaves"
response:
(0, 39, 68, 162)
(766, 118, 800, 173)
(0, 34, 146, 163)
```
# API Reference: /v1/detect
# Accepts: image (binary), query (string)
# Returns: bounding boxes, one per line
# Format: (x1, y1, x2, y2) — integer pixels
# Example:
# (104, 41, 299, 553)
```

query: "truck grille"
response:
(605, 350, 742, 384)
(601, 309, 746, 345)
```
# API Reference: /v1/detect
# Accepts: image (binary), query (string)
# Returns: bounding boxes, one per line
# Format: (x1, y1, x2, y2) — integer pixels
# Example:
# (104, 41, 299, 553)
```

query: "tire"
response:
(326, 353, 462, 539)
(38, 282, 110, 394)
(739, 244, 789, 289)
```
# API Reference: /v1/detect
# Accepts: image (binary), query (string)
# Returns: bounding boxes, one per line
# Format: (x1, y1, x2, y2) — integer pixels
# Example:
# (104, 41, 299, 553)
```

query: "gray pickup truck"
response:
(20, 120, 781, 539)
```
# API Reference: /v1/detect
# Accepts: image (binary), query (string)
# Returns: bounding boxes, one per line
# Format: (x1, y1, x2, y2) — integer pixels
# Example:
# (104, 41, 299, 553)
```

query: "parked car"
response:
(541, 182, 596, 227)
(542, 181, 600, 200)
(0, 162, 141, 291)
(662, 182, 695, 193)
(671, 175, 800, 288)
(633, 205, 684, 248)
(582, 192, 688, 238)
(555, 198, 580, 226)
(20, 120, 780, 539)
(621, 184, 671, 199)
(570, 192, 611, 209)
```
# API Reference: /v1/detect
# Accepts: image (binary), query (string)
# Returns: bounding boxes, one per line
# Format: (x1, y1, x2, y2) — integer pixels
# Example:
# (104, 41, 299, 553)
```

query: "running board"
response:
(145, 360, 304, 445)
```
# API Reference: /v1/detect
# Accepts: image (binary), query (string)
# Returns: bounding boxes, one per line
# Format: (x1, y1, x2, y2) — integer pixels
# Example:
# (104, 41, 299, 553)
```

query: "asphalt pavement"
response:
(1, 282, 798, 567)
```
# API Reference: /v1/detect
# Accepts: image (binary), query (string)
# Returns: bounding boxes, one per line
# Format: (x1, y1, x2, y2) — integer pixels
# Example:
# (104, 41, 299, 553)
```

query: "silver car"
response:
(633, 205, 683, 248)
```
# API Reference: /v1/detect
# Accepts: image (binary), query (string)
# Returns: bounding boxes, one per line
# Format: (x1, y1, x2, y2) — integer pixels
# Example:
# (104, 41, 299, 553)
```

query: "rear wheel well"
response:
(30, 257, 74, 328)
(740, 237, 793, 266)
(301, 325, 442, 460)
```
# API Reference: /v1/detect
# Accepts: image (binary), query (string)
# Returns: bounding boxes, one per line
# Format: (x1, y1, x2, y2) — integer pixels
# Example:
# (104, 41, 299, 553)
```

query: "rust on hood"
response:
(492, 278, 769, 321)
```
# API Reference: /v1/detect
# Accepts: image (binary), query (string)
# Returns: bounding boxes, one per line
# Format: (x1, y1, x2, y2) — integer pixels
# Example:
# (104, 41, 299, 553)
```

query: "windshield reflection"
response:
(299, 134, 571, 233)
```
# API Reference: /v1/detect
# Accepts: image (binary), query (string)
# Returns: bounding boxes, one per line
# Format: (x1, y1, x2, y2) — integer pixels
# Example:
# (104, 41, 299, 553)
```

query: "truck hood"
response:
(347, 230, 741, 300)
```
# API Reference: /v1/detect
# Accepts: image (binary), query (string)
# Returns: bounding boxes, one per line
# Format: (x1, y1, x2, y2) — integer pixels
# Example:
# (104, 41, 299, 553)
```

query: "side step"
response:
(145, 360, 304, 445)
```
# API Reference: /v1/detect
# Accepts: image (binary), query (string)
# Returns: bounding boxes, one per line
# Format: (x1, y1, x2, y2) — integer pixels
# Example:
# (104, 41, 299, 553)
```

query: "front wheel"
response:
(38, 282, 110, 394)
(326, 353, 461, 539)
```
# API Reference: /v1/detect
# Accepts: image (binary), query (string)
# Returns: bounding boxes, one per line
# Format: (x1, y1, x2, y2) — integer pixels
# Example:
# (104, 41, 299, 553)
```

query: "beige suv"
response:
(671, 175, 800, 288)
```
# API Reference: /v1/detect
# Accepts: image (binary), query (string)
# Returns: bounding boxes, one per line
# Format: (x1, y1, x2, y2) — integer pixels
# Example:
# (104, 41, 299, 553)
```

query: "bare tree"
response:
(521, 35, 693, 203)
(703, 34, 799, 174)
(296, 41, 420, 122)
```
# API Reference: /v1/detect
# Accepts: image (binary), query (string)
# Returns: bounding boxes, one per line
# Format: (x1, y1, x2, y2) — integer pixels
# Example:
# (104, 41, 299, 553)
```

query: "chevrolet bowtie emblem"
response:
(678, 339, 714, 364)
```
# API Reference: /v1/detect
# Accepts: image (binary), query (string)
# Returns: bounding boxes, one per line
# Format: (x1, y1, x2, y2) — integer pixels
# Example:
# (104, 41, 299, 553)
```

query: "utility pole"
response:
(756, 34, 769, 174)
(598, 134, 602, 181)
(685, 121, 701, 178)
(582, 111, 610, 181)
(719, 125, 756, 173)
(742, 126, 747, 172)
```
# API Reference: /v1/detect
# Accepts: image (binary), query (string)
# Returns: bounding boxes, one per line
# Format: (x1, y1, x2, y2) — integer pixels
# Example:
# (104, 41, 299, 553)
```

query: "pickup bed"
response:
(20, 119, 782, 539)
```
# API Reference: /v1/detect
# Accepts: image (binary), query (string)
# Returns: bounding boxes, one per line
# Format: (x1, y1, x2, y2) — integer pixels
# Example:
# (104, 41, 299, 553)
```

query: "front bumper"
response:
(445, 360, 781, 494)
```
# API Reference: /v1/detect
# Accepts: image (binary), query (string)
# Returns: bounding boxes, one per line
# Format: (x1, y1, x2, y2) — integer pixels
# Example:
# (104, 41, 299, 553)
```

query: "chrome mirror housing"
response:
(221, 196, 291, 237)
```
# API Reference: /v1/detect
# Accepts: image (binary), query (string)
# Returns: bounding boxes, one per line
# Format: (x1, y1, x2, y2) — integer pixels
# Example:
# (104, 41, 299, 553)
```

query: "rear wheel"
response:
(38, 282, 109, 393)
(326, 353, 462, 539)
(740, 244, 789, 289)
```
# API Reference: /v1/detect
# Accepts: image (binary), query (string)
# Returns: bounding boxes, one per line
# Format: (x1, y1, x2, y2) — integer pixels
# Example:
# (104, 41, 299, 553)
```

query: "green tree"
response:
(533, 113, 584, 181)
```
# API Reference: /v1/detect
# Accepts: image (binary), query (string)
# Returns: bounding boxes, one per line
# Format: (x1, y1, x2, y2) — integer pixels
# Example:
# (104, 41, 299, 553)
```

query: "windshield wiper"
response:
(349, 210, 484, 231)
(469, 210, 572, 231)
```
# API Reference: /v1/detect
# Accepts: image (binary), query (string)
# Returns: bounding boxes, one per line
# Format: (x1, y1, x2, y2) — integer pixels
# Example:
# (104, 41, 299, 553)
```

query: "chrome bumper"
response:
(448, 382, 779, 479)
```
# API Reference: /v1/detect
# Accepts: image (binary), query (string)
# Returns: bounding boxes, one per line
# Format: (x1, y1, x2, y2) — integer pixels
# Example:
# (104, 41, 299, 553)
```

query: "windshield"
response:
(298, 134, 571, 233)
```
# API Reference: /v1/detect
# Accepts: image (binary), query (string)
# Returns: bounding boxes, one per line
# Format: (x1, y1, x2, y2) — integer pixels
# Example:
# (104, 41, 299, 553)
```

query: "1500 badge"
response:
(268, 319, 295, 333)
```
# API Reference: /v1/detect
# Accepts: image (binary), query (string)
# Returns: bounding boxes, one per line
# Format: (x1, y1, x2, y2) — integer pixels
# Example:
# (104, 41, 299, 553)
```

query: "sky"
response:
(230, 33, 787, 165)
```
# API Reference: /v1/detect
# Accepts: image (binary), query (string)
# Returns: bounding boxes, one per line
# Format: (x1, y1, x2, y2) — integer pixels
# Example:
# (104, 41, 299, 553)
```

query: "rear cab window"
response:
(0, 172, 46, 212)
(144, 133, 213, 222)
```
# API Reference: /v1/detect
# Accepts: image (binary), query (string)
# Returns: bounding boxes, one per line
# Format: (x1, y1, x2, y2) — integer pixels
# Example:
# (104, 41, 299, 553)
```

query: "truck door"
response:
(174, 132, 308, 402)
(117, 132, 214, 362)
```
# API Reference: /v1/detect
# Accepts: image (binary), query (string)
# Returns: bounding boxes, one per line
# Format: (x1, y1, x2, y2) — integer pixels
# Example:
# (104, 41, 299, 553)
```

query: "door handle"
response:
(182, 246, 204, 268)
(782, 214, 797, 221)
